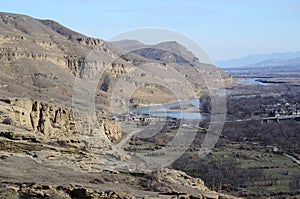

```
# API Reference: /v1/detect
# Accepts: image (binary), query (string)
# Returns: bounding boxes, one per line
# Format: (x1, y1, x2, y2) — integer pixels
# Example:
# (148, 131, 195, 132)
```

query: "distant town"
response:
(261, 100, 300, 117)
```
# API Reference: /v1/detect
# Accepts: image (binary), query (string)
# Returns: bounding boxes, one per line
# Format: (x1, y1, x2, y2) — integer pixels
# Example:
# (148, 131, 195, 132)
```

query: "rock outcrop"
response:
(0, 98, 121, 143)
(100, 118, 122, 142)
(0, 182, 133, 199)
(0, 12, 232, 110)
(0, 162, 240, 199)
(0, 12, 237, 199)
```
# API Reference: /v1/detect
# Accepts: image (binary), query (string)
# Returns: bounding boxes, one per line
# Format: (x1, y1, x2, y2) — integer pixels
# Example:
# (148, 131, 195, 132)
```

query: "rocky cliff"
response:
(0, 97, 239, 199)
(0, 12, 232, 110)
(0, 12, 237, 198)
(0, 98, 121, 143)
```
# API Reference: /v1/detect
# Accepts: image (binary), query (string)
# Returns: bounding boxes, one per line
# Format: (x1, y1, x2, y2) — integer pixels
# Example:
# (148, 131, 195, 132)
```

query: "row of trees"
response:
(172, 154, 263, 191)
(222, 120, 300, 154)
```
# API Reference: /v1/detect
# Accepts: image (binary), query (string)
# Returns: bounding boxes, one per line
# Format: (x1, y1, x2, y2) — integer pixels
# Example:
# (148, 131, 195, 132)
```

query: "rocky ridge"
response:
(0, 12, 237, 198)
(0, 97, 121, 143)
(0, 12, 232, 109)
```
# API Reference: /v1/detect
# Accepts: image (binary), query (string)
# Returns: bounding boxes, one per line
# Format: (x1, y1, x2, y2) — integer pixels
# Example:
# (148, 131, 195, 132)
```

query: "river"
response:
(130, 98, 206, 120)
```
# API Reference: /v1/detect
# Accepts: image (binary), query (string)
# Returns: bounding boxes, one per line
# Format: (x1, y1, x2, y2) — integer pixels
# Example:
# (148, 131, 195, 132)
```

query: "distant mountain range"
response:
(244, 57, 300, 70)
(216, 51, 300, 68)
(222, 57, 300, 72)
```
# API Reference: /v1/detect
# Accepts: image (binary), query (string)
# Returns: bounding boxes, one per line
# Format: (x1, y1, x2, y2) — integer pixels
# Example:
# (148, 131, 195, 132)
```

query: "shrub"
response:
(2, 117, 13, 125)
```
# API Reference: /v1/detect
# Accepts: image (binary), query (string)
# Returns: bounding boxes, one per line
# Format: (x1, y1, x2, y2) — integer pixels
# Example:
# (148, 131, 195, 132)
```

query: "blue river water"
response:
(236, 78, 268, 85)
(130, 99, 206, 120)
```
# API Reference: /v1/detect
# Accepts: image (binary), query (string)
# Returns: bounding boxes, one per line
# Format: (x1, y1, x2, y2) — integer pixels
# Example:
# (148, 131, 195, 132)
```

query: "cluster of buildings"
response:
(114, 113, 160, 122)
(261, 101, 300, 117)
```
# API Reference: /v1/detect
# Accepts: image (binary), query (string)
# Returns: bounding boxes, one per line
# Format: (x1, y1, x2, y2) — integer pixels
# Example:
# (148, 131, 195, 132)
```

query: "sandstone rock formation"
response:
(0, 12, 232, 110)
(0, 98, 121, 143)
(0, 12, 236, 198)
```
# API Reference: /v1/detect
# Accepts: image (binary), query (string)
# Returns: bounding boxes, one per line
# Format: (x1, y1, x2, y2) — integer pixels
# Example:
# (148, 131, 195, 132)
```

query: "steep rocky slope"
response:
(0, 98, 121, 143)
(0, 97, 239, 198)
(0, 12, 236, 198)
(0, 12, 148, 110)
(0, 12, 232, 109)
(113, 40, 233, 105)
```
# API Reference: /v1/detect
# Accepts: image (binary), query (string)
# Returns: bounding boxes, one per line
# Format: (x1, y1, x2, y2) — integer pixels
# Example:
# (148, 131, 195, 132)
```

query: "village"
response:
(260, 100, 300, 117)
(113, 111, 203, 129)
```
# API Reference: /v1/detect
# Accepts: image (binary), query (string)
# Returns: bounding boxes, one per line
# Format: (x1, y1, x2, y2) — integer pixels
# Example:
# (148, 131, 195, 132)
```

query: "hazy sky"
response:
(1, 0, 300, 61)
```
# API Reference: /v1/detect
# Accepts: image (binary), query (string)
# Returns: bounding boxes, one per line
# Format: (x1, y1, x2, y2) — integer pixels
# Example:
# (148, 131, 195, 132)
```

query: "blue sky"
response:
(1, 0, 300, 61)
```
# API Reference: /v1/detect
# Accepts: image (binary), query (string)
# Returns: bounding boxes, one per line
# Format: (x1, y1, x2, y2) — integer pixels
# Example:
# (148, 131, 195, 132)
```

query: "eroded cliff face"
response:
(0, 34, 116, 76)
(0, 12, 233, 112)
(0, 98, 242, 198)
(0, 12, 238, 198)
(0, 98, 122, 143)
